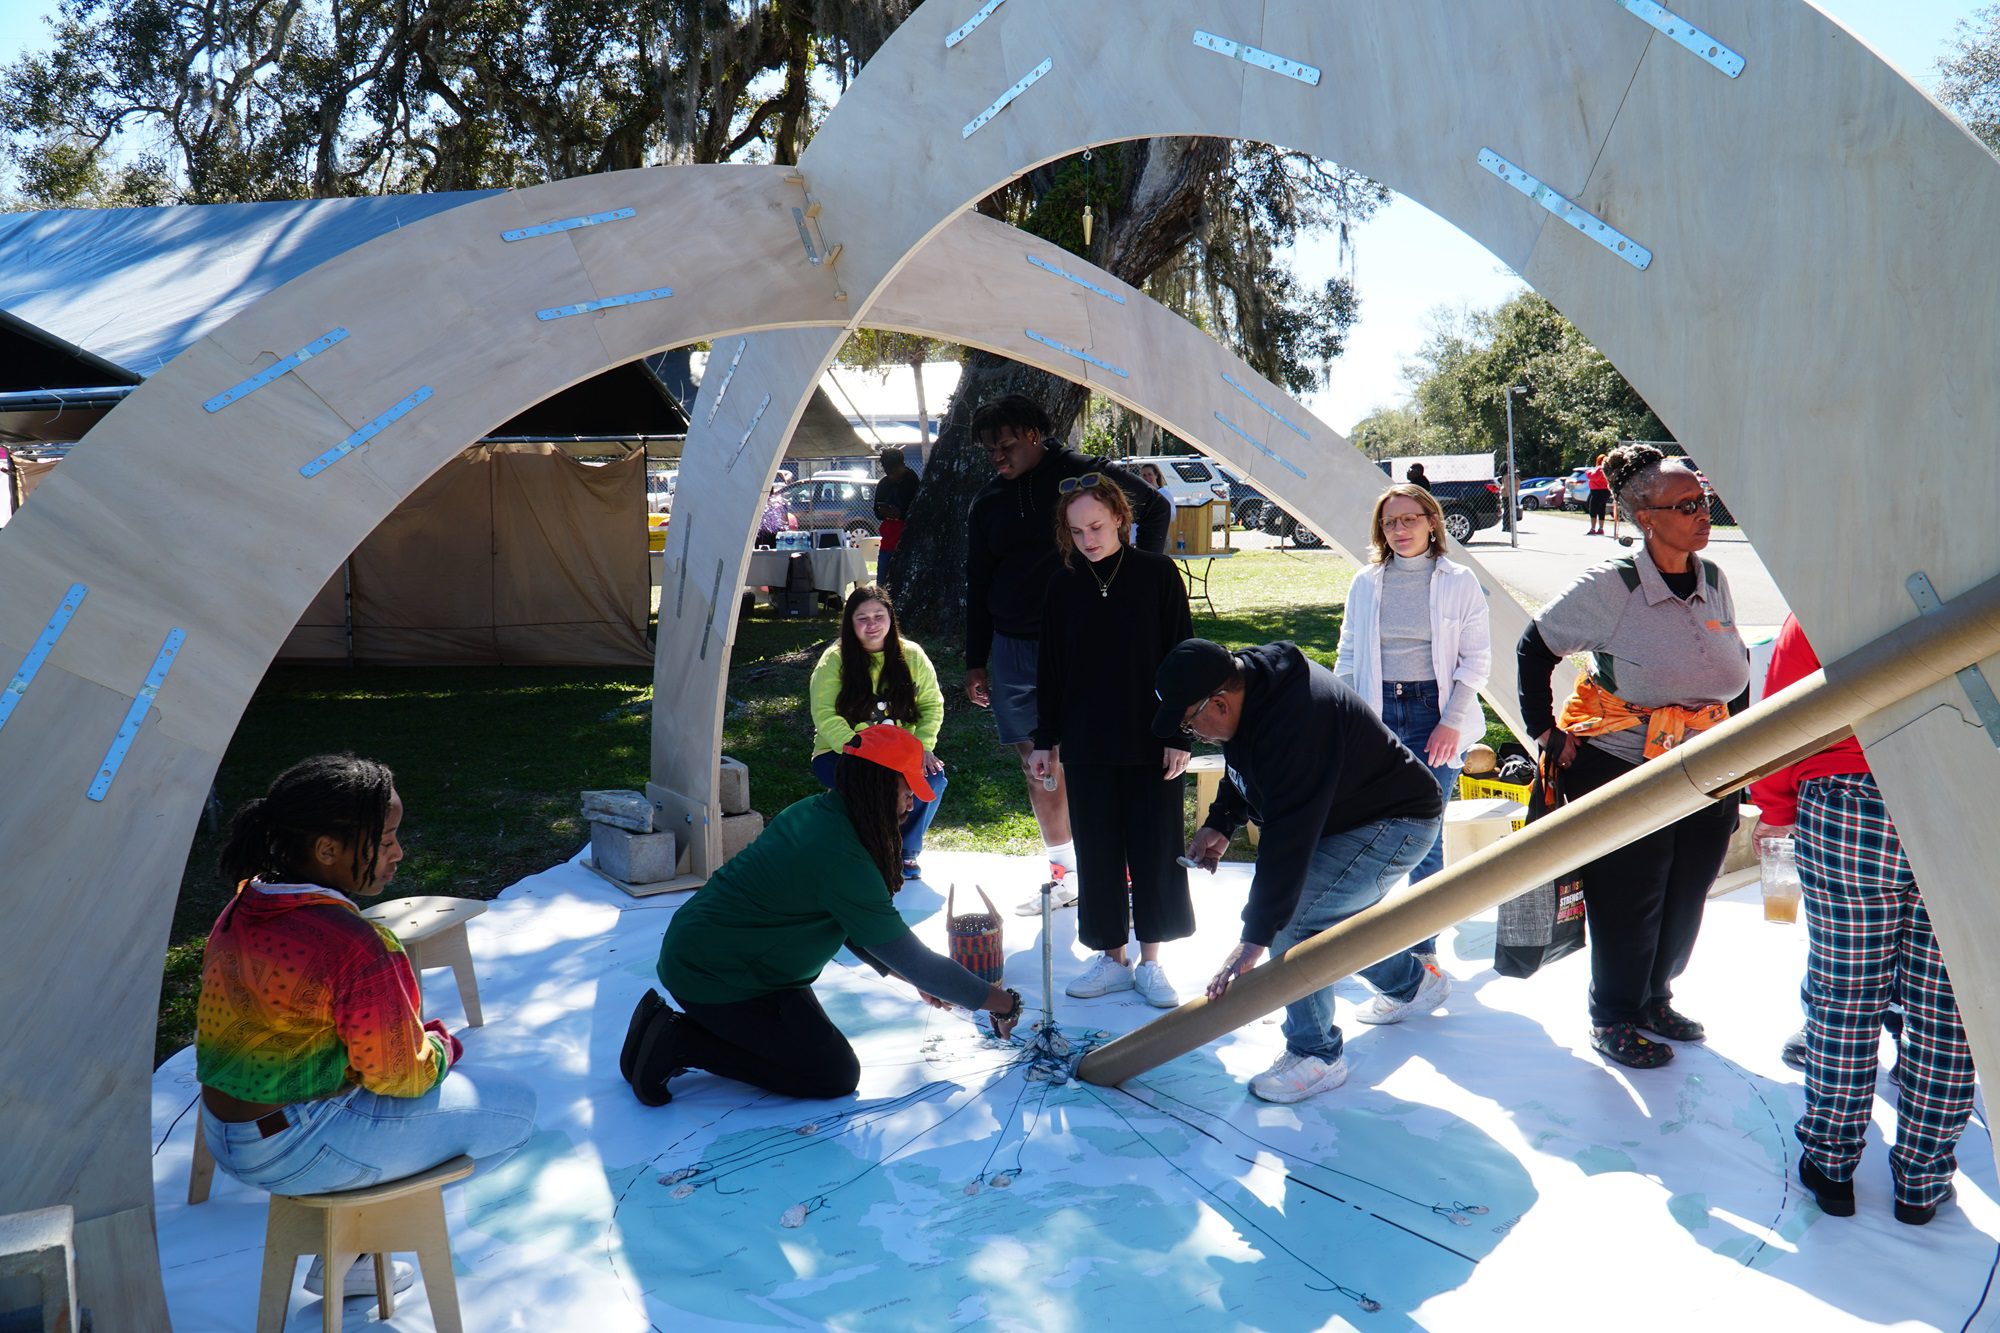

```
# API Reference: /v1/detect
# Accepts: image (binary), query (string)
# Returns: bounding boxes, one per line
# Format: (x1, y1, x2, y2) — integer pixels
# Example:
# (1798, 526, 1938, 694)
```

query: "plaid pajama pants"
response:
(1794, 773, 1974, 1208)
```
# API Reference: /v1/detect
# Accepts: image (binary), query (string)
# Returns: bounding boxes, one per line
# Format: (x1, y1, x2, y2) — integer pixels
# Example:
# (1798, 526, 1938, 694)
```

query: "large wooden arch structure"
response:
(3, 1, 1999, 1321)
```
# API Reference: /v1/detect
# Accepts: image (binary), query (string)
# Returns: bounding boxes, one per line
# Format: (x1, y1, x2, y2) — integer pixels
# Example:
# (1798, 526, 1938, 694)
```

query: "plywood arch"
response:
(2, 1, 1996, 1321)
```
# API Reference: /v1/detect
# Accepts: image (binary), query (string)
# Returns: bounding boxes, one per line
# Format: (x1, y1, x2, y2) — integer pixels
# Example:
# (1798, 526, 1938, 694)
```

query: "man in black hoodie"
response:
(962, 395, 1171, 904)
(1154, 638, 1445, 1104)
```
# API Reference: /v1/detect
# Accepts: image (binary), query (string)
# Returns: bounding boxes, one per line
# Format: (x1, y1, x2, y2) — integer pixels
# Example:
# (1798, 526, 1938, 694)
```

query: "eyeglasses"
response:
(1381, 513, 1431, 531)
(1179, 692, 1220, 739)
(1640, 497, 1707, 516)
(1056, 472, 1105, 495)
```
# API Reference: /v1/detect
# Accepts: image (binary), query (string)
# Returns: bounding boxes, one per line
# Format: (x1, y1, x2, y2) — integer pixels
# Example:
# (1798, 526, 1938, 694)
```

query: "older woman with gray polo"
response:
(1517, 443, 1749, 1069)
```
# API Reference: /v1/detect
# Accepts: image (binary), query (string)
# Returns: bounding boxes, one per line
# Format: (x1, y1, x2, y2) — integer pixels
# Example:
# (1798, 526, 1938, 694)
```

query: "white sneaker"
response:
(1016, 877, 1080, 916)
(1248, 1051, 1350, 1104)
(1132, 960, 1180, 1008)
(1065, 953, 1135, 998)
(303, 1254, 418, 1298)
(1355, 957, 1452, 1026)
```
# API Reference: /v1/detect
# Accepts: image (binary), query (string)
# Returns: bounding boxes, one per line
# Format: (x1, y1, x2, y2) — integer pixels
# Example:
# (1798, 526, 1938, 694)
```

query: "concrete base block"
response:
(718, 756, 751, 816)
(591, 822, 680, 885)
(720, 811, 765, 860)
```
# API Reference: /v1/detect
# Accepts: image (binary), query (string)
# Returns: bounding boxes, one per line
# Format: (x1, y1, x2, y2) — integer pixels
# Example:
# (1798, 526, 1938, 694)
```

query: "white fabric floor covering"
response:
(151, 848, 2000, 1331)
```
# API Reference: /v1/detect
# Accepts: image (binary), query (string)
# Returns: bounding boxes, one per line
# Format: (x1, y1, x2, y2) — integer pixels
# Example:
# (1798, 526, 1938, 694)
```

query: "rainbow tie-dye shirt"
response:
(196, 880, 450, 1104)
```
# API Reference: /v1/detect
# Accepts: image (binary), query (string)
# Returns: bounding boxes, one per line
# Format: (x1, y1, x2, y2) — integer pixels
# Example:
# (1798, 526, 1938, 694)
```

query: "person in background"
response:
(1404, 461, 1432, 492)
(1750, 614, 1973, 1226)
(808, 585, 947, 879)
(197, 755, 536, 1302)
(1517, 444, 1748, 1069)
(1585, 454, 1611, 535)
(872, 447, 920, 594)
(1133, 462, 1176, 549)
(1161, 639, 1444, 1104)
(1030, 475, 1195, 1007)
(961, 395, 1171, 907)
(627, 727, 1024, 1104)
(1333, 483, 1491, 1025)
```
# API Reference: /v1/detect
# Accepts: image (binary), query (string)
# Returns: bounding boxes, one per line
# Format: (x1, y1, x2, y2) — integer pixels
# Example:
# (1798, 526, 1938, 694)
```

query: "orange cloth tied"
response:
(1557, 674, 1730, 759)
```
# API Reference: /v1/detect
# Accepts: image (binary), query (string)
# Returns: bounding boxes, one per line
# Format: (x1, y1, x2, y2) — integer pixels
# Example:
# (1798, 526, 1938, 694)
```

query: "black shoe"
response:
(1780, 1028, 1808, 1071)
(1640, 1001, 1706, 1043)
(1883, 1006, 1905, 1041)
(631, 1003, 688, 1107)
(620, 989, 666, 1084)
(1799, 1155, 1856, 1217)
(1895, 1182, 1956, 1226)
(1591, 1023, 1674, 1068)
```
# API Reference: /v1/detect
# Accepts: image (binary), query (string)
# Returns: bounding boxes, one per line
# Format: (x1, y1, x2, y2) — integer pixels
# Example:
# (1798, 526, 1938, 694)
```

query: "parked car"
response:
(1114, 455, 1231, 508)
(1519, 476, 1567, 511)
(1377, 461, 1506, 543)
(646, 468, 678, 515)
(1259, 504, 1325, 549)
(776, 476, 880, 538)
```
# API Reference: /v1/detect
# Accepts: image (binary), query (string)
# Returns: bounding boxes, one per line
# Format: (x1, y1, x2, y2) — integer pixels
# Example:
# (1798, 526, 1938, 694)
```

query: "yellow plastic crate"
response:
(1457, 774, 1532, 830)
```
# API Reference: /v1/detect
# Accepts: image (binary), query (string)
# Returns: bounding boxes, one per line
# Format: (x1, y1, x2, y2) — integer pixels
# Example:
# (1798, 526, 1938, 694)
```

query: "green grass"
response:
(159, 546, 1512, 1062)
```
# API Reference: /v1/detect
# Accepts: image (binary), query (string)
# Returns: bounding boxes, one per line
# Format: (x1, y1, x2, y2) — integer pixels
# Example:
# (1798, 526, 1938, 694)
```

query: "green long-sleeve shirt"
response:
(809, 638, 944, 754)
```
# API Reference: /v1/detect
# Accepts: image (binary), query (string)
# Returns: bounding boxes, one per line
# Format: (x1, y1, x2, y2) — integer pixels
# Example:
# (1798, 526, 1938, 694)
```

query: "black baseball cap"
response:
(1152, 639, 1237, 738)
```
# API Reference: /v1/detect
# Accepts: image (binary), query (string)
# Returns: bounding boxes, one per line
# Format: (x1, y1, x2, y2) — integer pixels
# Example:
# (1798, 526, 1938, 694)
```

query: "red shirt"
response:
(1746, 614, 1869, 825)
(1587, 466, 1609, 492)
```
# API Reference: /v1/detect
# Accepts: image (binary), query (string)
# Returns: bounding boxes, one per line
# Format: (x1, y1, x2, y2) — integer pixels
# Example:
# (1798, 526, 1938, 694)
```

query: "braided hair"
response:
(834, 745, 906, 894)
(1603, 442, 1670, 514)
(834, 585, 919, 728)
(218, 754, 396, 890)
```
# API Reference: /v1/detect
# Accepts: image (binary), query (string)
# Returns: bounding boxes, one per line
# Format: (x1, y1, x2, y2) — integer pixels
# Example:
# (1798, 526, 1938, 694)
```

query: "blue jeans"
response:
(1271, 816, 1441, 1061)
(1381, 680, 1461, 955)
(811, 750, 949, 861)
(203, 1066, 536, 1195)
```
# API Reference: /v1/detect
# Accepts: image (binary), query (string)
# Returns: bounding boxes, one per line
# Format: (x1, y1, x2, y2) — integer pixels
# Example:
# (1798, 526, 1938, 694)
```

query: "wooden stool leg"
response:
(322, 1249, 357, 1333)
(188, 1118, 216, 1204)
(255, 1201, 305, 1333)
(436, 926, 483, 1027)
(410, 1190, 465, 1333)
(373, 1251, 395, 1320)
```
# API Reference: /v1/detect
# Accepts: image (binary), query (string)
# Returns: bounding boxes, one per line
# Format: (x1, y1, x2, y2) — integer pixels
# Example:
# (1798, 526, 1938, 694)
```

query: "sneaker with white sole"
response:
(1064, 953, 1135, 998)
(1248, 1050, 1350, 1104)
(1355, 958, 1452, 1025)
(1016, 872, 1080, 916)
(303, 1254, 417, 1298)
(1132, 960, 1179, 1008)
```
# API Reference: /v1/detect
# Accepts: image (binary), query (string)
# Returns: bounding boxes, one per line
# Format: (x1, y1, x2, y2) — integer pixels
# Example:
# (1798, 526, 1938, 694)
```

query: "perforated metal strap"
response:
(963, 58, 1052, 138)
(1024, 330, 1128, 379)
(0, 583, 87, 736)
(1478, 149, 1653, 271)
(299, 386, 433, 478)
(500, 208, 636, 242)
(1615, 0, 1744, 77)
(1212, 412, 1307, 479)
(87, 628, 185, 801)
(203, 329, 348, 413)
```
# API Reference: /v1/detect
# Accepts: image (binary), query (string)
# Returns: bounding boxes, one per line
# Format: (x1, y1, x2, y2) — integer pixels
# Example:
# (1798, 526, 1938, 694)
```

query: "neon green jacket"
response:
(809, 639, 944, 754)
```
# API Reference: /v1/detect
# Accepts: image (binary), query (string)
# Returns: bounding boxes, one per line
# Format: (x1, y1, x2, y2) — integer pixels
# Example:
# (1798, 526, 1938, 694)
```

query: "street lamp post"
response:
(1503, 385, 1526, 549)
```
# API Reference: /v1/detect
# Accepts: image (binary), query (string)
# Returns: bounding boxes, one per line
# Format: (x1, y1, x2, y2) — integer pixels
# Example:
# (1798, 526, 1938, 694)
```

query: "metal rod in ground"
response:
(1041, 879, 1055, 1025)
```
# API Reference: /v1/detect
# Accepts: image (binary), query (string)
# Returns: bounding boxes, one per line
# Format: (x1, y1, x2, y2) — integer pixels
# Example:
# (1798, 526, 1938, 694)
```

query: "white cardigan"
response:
(1334, 555, 1492, 761)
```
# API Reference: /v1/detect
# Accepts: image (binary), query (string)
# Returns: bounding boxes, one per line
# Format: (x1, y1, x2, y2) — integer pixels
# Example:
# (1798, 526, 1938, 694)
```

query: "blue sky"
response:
(0, 1, 1989, 430)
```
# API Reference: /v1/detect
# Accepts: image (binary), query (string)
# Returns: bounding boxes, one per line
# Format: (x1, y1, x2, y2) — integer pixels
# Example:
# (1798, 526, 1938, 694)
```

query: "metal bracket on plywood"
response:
(1906, 571, 2000, 747)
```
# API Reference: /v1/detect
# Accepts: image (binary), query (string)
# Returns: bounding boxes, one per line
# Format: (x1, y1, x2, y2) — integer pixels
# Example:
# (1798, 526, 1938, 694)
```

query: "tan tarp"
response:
(13, 456, 57, 504)
(279, 444, 652, 666)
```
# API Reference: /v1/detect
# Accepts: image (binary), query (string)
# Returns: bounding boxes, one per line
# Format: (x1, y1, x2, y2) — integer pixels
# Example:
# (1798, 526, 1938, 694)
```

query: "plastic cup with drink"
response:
(1758, 835, 1802, 924)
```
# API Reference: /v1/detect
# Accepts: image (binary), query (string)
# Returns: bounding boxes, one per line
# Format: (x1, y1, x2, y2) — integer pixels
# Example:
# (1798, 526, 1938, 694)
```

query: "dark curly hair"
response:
(835, 585, 919, 728)
(969, 394, 1052, 444)
(218, 754, 396, 889)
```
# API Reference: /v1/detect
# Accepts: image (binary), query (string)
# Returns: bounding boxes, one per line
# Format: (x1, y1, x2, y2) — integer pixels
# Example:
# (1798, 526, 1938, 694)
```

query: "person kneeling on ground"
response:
(197, 755, 536, 1301)
(1158, 639, 1446, 1105)
(624, 726, 1024, 1104)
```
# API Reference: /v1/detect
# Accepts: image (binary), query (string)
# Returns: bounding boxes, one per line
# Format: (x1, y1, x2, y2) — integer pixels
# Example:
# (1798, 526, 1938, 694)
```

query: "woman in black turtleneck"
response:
(1028, 475, 1196, 1009)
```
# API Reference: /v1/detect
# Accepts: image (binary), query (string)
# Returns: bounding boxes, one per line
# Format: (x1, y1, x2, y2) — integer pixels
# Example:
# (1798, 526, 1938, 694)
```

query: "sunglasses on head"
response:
(1056, 472, 1106, 495)
(1641, 497, 1707, 516)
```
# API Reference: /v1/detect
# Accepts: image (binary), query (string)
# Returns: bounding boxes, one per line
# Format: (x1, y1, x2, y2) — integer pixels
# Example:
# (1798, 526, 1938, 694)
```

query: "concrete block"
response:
(720, 811, 765, 860)
(718, 756, 751, 816)
(581, 788, 652, 833)
(591, 822, 680, 885)
(0, 1204, 77, 1333)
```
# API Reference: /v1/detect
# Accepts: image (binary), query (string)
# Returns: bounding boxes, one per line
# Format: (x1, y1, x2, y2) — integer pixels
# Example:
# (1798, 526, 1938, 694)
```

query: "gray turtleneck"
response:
(1378, 552, 1436, 682)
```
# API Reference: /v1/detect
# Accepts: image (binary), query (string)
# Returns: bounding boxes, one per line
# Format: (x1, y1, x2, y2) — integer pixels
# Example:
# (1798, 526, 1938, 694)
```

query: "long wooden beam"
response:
(1077, 571, 2000, 1086)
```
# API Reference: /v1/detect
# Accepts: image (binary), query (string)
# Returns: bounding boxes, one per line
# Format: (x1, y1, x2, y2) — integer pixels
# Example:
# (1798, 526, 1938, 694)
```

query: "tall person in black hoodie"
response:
(961, 395, 1172, 907)
(1155, 639, 1445, 1105)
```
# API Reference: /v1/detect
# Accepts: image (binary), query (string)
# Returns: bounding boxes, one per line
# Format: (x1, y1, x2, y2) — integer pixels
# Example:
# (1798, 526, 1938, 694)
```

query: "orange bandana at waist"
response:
(1557, 674, 1730, 760)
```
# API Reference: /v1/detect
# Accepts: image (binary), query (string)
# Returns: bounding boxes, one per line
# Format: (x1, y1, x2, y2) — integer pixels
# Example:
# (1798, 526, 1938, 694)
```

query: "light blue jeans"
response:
(1381, 680, 1461, 956)
(1272, 815, 1441, 1062)
(203, 1066, 536, 1195)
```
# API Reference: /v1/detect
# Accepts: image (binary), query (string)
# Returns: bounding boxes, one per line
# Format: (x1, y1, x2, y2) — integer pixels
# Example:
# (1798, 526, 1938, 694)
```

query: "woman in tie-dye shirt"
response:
(196, 755, 534, 1295)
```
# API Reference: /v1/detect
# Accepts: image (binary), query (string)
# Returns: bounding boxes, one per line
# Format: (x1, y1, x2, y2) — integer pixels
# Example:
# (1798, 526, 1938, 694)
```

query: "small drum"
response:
(945, 884, 1005, 984)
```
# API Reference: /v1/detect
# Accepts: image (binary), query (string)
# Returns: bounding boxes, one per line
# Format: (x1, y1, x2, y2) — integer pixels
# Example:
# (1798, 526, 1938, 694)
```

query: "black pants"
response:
(1564, 741, 1737, 1026)
(673, 988, 861, 1100)
(1587, 490, 1609, 523)
(1064, 761, 1194, 953)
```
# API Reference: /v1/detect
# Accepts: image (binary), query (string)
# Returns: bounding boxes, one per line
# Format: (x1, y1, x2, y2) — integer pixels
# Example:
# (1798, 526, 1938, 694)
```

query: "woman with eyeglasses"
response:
(1517, 443, 1749, 1069)
(1331, 483, 1490, 1025)
(1028, 474, 1196, 1008)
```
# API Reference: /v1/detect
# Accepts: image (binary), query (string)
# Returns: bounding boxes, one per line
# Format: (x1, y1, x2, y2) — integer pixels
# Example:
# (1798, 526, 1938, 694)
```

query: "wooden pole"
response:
(1077, 568, 2000, 1087)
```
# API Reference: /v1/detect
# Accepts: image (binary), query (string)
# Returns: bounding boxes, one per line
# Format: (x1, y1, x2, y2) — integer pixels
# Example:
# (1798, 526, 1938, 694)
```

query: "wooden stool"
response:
(188, 1116, 218, 1204)
(1187, 753, 1258, 847)
(0, 1204, 78, 1333)
(361, 896, 489, 1027)
(257, 1155, 474, 1333)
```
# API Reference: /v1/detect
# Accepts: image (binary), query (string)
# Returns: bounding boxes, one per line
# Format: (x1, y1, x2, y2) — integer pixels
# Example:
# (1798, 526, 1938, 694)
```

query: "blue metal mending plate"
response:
(726, 393, 775, 473)
(86, 627, 185, 802)
(1026, 254, 1126, 304)
(1477, 149, 1653, 271)
(536, 286, 674, 321)
(707, 339, 748, 425)
(1192, 30, 1322, 86)
(792, 207, 821, 264)
(1221, 372, 1311, 441)
(945, 0, 1005, 48)
(1212, 412, 1308, 479)
(962, 57, 1052, 138)
(298, 385, 434, 478)
(202, 329, 349, 413)
(1615, 0, 1745, 78)
(500, 207, 636, 242)
(1907, 571, 2000, 747)
(1024, 329, 1129, 379)
(0, 582, 87, 737)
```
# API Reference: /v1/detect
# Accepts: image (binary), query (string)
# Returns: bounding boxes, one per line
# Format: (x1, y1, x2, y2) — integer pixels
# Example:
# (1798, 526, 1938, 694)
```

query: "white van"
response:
(1113, 455, 1230, 507)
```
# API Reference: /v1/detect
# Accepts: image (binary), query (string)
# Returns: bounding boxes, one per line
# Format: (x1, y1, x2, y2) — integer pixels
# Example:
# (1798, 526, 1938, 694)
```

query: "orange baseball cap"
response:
(844, 725, 936, 801)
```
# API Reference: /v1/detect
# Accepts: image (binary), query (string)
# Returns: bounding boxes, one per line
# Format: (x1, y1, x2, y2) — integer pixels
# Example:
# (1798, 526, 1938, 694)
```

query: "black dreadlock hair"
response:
(218, 754, 396, 890)
(834, 746, 906, 894)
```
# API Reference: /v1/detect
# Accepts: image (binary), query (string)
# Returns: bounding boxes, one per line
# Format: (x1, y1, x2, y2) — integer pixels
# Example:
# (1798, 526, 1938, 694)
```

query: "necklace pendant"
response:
(1098, 583, 1110, 597)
